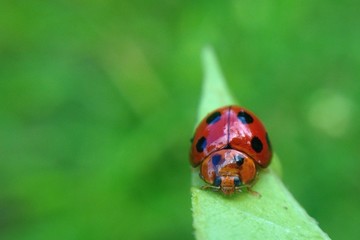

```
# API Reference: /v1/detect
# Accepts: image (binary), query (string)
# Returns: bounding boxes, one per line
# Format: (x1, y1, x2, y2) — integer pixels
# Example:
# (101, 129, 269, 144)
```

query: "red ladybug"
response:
(190, 105, 272, 195)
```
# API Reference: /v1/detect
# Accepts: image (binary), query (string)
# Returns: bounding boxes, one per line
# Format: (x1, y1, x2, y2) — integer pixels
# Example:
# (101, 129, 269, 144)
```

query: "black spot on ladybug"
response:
(196, 137, 207, 153)
(206, 111, 221, 124)
(214, 176, 222, 186)
(235, 155, 244, 166)
(237, 111, 254, 124)
(234, 177, 241, 186)
(265, 132, 272, 150)
(224, 144, 231, 149)
(212, 154, 222, 166)
(251, 136, 263, 153)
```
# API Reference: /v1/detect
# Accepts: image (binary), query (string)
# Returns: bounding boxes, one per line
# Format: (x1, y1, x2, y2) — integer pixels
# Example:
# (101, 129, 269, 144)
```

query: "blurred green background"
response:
(1, 0, 360, 239)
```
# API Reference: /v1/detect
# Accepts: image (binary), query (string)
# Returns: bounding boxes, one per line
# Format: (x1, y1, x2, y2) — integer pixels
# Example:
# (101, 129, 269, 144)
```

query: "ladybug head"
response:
(213, 175, 241, 195)
(201, 149, 258, 195)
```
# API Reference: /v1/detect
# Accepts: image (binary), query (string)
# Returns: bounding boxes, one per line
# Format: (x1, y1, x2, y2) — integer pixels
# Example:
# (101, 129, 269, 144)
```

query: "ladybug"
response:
(190, 105, 272, 195)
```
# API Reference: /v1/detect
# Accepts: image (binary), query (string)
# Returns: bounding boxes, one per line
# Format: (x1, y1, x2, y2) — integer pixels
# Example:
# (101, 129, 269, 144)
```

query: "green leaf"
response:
(191, 46, 331, 240)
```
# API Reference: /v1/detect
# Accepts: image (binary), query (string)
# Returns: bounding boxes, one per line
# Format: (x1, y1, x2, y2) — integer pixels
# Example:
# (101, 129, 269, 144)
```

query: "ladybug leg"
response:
(236, 185, 261, 198)
(245, 187, 261, 198)
(201, 185, 220, 192)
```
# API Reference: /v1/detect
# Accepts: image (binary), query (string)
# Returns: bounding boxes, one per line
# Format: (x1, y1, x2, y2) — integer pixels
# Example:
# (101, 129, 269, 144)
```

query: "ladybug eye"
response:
(234, 177, 241, 187)
(235, 155, 245, 166)
(214, 176, 222, 187)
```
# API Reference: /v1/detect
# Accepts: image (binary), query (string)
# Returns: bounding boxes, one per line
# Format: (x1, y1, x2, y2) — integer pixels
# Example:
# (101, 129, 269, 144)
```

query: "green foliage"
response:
(191, 47, 330, 240)
(0, 1, 360, 240)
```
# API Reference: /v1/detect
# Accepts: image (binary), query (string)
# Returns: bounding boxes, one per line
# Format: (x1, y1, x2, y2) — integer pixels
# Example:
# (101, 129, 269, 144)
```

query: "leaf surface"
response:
(191, 47, 331, 240)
